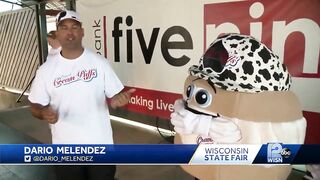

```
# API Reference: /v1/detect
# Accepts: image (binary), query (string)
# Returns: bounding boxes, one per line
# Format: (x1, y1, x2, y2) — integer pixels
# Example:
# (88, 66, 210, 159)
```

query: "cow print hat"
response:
(189, 34, 291, 93)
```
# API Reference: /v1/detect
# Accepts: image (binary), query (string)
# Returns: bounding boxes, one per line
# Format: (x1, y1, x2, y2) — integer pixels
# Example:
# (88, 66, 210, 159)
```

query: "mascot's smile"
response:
(185, 103, 220, 118)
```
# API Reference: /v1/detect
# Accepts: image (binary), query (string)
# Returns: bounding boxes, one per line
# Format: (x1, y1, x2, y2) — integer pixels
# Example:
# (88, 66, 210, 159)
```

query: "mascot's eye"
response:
(186, 85, 194, 99)
(195, 89, 212, 107)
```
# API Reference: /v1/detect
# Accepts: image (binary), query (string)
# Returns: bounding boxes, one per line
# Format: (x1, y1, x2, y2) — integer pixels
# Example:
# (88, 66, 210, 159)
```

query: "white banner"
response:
(77, 0, 320, 142)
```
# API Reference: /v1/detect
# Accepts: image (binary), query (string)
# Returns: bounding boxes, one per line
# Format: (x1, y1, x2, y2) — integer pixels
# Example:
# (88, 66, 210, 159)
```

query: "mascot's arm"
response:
(171, 99, 242, 143)
(170, 100, 212, 135)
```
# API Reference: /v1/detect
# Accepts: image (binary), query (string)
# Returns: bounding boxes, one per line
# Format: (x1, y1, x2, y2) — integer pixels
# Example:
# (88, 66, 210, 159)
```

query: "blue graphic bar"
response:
(0, 144, 320, 164)
(0, 144, 197, 164)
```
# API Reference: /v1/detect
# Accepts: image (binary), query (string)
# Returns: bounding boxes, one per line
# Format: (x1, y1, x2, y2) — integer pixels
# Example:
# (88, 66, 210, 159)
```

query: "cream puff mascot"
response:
(171, 34, 306, 180)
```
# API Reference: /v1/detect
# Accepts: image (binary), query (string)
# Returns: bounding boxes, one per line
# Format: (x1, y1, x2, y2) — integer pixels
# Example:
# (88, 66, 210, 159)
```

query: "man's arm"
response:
(30, 102, 58, 124)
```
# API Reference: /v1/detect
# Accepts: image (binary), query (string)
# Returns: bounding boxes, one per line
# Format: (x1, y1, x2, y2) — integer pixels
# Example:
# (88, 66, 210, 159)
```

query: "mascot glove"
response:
(170, 99, 212, 135)
(209, 117, 242, 143)
(170, 100, 242, 143)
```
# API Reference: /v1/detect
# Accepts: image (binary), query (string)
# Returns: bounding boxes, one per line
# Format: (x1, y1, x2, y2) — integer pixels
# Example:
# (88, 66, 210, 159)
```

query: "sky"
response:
(0, 0, 22, 13)
(0, 0, 56, 33)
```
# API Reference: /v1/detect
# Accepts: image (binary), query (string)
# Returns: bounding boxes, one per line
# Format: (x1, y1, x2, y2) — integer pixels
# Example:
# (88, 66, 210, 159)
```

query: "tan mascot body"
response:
(170, 34, 306, 180)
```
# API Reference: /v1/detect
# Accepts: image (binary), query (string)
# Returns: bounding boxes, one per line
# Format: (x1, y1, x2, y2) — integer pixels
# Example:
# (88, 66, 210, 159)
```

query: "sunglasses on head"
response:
(57, 11, 67, 23)
(202, 40, 229, 73)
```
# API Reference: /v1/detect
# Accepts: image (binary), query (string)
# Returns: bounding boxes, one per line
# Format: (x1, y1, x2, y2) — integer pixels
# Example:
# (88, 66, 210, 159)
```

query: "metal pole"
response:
(36, 3, 48, 64)
(16, 76, 34, 103)
(66, 0, 76, 11)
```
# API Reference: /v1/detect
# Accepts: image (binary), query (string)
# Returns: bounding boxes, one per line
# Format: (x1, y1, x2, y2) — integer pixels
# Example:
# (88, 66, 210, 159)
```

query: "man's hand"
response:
(30, 103, 58, 124)
(41, 106, 59, 124)
(110, 89, 136, 109)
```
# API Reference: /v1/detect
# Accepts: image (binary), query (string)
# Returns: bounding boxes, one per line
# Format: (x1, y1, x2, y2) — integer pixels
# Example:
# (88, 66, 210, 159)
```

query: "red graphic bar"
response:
(117, 86, 182, 120)
(109, 87, 320, 144)
(204, 0, 320, 78)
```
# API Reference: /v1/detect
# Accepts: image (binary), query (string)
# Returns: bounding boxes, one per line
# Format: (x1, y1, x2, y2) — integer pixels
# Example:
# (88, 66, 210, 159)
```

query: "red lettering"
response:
(204, 0, 320, 78)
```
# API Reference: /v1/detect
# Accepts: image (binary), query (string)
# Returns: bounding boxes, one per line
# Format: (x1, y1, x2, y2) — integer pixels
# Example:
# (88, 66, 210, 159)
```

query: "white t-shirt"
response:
(48, 47, 61, 57)
(28, 48, 124, 144)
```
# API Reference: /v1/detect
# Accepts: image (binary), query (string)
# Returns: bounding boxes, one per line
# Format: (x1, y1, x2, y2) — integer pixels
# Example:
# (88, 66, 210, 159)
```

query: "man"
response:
(28, 10, 134, 180)
(47, 30, 61, 56)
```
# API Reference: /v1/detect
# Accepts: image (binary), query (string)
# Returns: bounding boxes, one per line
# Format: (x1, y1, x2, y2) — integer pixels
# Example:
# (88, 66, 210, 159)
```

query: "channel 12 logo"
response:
(267, 143, 291, 163)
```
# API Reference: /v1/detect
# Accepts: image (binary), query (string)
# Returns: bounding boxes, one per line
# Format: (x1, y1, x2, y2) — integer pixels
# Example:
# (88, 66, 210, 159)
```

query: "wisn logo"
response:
(267, 143, 291, 163)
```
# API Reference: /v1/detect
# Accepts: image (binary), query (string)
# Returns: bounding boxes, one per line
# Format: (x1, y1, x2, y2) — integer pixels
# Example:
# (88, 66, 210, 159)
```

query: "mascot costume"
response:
(171, 34, 307, 180)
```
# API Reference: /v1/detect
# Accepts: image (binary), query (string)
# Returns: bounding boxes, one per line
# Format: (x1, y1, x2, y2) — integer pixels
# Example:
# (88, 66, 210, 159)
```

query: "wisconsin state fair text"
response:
(204, 147, 249, 161)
